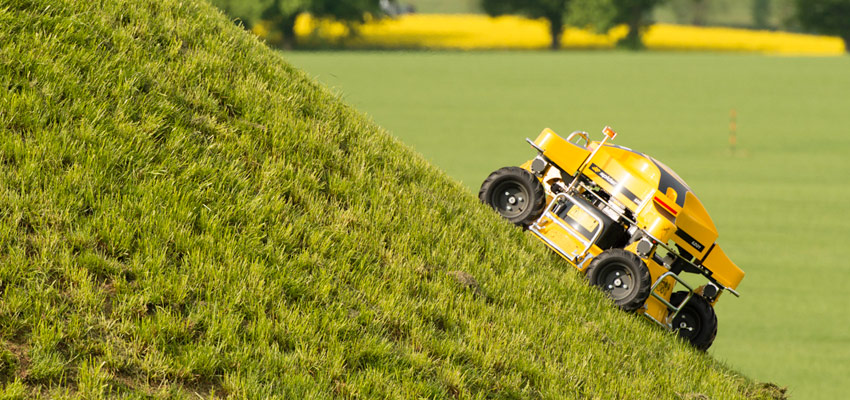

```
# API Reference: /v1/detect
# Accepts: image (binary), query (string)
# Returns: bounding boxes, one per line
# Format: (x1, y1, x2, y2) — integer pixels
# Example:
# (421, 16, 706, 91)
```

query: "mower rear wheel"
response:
(670, 291, 718, 351)
(479, 167, 545, 227)
(586, 249, 651, 312)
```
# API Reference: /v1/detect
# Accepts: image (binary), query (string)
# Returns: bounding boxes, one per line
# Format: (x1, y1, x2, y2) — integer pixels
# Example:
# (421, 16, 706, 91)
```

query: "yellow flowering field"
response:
(642, 24, 845, 55)
(288, 14, 845, 55)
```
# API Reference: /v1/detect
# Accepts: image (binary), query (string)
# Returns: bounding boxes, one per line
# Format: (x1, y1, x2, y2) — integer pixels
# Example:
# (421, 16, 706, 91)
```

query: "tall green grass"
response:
(0, 0, 785, 398)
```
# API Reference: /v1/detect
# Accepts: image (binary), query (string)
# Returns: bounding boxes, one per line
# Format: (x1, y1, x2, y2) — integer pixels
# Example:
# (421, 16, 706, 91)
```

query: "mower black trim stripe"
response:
(651, 160, 690, 207)
(588, 164, 642, 205)
(675, 229, 705, 252)
(699, 243, 716, 265)
(603, 144, 690, 207)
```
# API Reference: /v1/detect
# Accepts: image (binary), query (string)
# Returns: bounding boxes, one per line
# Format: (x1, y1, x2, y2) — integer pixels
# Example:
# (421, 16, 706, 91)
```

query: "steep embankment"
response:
(0, 0, 783, 398)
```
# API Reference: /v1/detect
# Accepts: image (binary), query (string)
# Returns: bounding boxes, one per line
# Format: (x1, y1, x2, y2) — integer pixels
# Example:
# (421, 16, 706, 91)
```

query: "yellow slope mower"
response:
(480, 127, 744, 350)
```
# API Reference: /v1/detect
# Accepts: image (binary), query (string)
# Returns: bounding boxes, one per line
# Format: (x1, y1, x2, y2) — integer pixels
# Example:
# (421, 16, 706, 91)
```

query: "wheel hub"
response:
(601, 265, 633, 299)
(674, 312, 698, 336)
(492, 183, 528, 218)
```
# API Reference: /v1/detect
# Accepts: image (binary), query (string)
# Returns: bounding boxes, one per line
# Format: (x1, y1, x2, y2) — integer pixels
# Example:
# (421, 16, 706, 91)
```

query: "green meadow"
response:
(286, 51, 850, 399)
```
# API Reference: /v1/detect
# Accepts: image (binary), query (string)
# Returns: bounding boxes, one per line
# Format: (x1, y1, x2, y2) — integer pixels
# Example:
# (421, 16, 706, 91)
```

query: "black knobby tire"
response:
(478, 167, 545, 227)
(670, 291, 718, 351)
(586, 249, 652, 312)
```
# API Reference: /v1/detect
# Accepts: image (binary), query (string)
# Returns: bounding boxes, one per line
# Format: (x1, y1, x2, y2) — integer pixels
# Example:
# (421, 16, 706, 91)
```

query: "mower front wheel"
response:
(586, 249, 651, 312)
(479, 166, 545, 227)
(670, 291, 718, 351)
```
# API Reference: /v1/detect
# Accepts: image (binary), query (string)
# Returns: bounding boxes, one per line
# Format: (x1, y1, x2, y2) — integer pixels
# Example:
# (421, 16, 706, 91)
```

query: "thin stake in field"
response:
(729, 108, 738, 155)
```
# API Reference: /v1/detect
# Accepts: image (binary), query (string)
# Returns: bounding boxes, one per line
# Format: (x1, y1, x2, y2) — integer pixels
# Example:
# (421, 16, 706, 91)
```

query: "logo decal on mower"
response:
(675, 229, 706, 252)
(590, 164, 617, 186)
(589, 164, 642, 205)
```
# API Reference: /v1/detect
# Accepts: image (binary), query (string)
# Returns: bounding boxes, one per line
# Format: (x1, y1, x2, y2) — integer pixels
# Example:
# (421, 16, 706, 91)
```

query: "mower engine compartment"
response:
(479, 126, 745, 351)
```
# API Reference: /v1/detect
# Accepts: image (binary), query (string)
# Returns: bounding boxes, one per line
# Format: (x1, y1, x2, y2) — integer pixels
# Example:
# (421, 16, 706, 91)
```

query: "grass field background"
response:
(285, 51, 850, 399)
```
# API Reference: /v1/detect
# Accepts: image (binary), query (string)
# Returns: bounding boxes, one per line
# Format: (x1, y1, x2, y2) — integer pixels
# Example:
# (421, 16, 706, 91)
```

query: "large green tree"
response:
(752, 0, 771, 29)
(668, 0, 709, 26)
(613, 0, 667, 48)
(212, 0, 384, 49)
(569, 0, 665, 49)
(481, 0, 571, 50)
(796, 0, 850, 52)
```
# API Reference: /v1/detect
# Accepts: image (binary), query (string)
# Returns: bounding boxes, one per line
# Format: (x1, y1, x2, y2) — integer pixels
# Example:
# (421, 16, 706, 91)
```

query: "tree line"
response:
(211, 0, 850, 51)
(210, 0, 385, 49)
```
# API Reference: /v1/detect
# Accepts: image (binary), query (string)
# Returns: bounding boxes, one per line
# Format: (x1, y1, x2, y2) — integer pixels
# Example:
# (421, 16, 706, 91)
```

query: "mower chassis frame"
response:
(526, 161, 740, 331)
(529, 192, 605, 264)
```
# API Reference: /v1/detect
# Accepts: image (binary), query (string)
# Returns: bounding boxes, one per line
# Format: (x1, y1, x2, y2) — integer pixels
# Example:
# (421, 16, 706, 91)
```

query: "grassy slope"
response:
(286, 51, 850, 399)
(0, 1, 784, 398)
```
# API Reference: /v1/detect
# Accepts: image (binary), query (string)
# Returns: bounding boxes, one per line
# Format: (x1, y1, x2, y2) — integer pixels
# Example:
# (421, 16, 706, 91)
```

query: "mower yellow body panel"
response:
(532, 128, 591, 174)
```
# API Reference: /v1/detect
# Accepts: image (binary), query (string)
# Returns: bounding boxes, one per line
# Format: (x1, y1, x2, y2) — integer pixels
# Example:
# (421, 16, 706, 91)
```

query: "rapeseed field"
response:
(284, 14, 845, 55)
